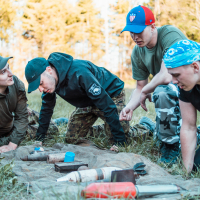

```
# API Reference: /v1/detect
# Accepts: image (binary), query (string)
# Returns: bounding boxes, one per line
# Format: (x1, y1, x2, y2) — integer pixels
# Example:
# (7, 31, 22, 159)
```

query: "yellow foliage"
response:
(21, 0, 104, 62)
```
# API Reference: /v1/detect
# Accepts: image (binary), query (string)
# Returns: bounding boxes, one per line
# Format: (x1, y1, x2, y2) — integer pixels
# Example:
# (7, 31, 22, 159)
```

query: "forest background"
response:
(0, 0, 200, 85)
(1, 1, 200, 197)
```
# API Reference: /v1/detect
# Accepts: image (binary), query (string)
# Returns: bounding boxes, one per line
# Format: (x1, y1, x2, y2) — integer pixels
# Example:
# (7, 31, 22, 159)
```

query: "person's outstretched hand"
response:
(140, 92, 151, 111)
(119, 107, 133, 121)
(0, 142, 17, 153)
(110, 145, 119, 152)
(34, 141, 43, 146)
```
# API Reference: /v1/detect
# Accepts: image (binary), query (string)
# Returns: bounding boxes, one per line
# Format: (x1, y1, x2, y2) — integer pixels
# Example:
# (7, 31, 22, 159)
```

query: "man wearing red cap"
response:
(120, 5, 187, 164)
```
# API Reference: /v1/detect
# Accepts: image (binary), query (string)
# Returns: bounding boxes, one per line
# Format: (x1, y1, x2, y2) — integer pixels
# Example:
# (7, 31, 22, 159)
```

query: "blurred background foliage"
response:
(0, 0, 200, 85)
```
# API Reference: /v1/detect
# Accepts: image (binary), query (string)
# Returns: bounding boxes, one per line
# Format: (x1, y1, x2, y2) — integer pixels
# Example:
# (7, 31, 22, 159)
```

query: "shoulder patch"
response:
(89, 83, 101, 96)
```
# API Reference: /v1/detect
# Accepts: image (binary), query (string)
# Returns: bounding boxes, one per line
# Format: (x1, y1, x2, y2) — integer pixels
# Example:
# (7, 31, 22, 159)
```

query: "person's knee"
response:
(121, 121, 129, 134)
(155, 91, 168, 102)
(65, 130, 79, 144)
(65, 124, 89, 143)
(153, 84, 177, 104)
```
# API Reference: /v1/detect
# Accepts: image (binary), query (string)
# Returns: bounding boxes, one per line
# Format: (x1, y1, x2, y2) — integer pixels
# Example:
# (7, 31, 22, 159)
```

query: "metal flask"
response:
(135, 184, 184, 197)
(20, 151, 62, 161)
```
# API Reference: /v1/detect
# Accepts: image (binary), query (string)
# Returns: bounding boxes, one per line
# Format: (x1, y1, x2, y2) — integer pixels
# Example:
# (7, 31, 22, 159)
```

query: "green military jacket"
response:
(0, 75, 28, 145)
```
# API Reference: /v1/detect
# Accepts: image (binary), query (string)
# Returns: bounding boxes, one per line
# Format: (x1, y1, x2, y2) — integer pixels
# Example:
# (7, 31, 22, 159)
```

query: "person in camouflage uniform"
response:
(163, 40, 200, 172)
(120, 5, 187, 164)
(25, 52, 150, 148)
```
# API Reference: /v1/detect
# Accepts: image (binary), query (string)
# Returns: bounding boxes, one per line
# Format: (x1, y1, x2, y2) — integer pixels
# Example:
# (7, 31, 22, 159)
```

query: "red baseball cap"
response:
(121, 5, 155, 34)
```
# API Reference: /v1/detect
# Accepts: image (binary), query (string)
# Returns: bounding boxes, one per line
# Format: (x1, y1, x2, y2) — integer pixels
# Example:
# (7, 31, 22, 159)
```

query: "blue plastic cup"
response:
(34, 147, 44, 152)
(64, 152, 75, 162)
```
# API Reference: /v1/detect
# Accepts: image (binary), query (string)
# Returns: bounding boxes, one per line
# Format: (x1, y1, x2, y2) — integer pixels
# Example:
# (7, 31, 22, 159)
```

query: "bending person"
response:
(25, 53, 130, 147)
(164, 39, 200, 172)
(120, 5, 187, 163)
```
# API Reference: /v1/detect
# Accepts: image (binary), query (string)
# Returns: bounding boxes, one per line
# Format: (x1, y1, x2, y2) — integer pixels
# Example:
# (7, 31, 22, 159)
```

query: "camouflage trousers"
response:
(66, 90, 149, 145)
(152, 83, 181, 144)
(0, 108, 58, 146)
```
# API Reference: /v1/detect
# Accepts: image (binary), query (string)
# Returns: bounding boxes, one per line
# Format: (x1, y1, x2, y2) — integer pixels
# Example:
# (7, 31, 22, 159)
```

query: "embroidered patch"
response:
(130, 13, 136, 22)
(89, 83, 101, 96)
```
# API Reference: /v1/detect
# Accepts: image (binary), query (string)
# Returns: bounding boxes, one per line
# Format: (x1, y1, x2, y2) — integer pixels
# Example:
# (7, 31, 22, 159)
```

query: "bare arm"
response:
(119, 79, 148, 121)
(179, 100, 197, 173)
(140, 61, 172, 111)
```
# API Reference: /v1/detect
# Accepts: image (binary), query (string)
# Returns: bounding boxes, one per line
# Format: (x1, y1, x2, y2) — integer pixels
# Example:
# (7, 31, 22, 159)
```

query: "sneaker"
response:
(197, 125, 200, 145)
(139, 116, 156, 135)
(53, 117, 69, 126)
(159, 142, 180, 164)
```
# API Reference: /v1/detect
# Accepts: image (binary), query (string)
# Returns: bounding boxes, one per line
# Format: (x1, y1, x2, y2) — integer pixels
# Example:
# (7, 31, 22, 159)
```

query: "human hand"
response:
(110, 145, 119, 152)
(119, 107, 133, 121)
(34, 141, 43, 146)
(140, 92, 151, 111)
(0, 142, 17, 153)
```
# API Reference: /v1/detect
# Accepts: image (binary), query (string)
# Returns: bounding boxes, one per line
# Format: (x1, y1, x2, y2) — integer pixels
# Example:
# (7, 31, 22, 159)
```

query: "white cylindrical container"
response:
(56, 167, 122, 182)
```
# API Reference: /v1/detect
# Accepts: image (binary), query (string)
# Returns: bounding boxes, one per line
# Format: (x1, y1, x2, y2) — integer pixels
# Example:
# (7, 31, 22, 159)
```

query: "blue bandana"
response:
(163, 40, 200, 68)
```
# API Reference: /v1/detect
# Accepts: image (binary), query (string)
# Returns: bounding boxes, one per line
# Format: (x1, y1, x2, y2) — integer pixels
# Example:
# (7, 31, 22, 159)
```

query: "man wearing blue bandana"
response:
(164, 40, 200, 172)
(120, 5, 187, 164)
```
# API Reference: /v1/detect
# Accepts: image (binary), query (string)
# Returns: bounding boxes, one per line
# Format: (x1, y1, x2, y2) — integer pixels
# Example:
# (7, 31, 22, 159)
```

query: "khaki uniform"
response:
(0, 107, 58, 145)
(0, 76, 28, 146)
(0, 75, 58, 146)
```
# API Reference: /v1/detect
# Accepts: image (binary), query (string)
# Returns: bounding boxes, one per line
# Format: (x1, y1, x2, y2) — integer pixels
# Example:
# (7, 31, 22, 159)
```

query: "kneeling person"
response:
(25, 53, 129, 146)
(0, 56, 28, 153)
(164, 40, 200, 172)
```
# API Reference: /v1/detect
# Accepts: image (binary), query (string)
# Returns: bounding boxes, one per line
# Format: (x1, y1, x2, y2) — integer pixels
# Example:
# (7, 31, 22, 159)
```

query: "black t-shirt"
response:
(179, 85, 200, 111)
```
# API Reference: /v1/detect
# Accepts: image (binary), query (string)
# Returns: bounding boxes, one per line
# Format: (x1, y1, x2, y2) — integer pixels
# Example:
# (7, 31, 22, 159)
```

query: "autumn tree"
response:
(75, 0, 105, 61)
(110, 0, 135, 79)
(0, 0, 17, 54)
(145, 0, 200, 42)
(21, 0, 104, 63)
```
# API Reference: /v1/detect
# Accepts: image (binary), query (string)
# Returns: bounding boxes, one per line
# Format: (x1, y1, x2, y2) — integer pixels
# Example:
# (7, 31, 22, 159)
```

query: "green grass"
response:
(25, 89, 200, 179)
(1, 88, 200, 199)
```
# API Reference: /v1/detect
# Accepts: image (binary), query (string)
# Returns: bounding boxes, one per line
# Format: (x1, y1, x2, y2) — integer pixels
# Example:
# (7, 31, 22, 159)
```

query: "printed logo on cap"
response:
(129, 13, 136, 22)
